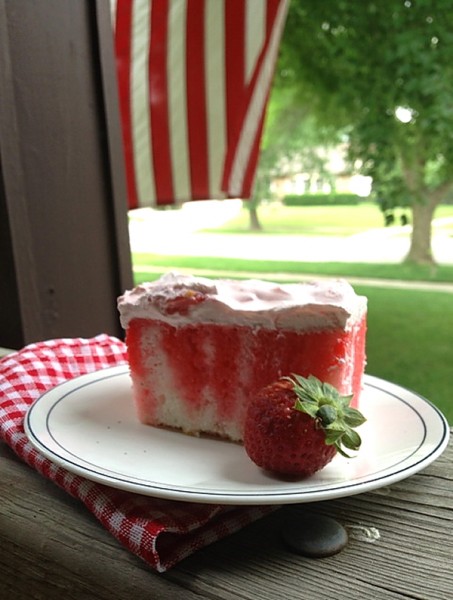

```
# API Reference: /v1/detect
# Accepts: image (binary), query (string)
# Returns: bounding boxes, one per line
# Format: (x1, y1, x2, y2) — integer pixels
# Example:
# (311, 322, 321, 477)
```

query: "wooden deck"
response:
(0, 426, 451, 600)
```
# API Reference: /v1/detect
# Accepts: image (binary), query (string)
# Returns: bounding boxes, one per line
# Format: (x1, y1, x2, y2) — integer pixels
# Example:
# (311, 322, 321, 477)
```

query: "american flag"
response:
(112, 0, 289, 209)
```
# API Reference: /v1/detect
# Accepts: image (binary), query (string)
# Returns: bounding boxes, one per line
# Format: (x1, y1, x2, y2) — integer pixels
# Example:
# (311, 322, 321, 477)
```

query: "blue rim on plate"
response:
(25, 366, 450, 505)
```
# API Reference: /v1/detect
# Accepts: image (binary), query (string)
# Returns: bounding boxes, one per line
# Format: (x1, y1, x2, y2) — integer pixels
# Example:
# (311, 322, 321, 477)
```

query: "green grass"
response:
(202, 202, 385, 235)
(359, 286, 453, 424)
(133, 254, 453, 283)
(201, 202, 453, 236)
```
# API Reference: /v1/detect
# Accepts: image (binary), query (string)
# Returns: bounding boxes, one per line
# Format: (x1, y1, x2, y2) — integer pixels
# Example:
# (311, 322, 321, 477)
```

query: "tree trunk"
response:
(405, 196, 438, 265)
(248, 206, 262, 231)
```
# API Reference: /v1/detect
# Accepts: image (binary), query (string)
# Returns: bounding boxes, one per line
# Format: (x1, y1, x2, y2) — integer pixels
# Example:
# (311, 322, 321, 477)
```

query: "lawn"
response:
(201, 201, 453, 236)
(202, 202, 385, 235)
(133, 254, 453, 283)
(356, 286, 453, 424)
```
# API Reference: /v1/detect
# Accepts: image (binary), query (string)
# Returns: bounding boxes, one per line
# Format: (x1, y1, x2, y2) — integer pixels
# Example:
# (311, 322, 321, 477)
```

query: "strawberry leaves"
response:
(286, 374, 366, 458)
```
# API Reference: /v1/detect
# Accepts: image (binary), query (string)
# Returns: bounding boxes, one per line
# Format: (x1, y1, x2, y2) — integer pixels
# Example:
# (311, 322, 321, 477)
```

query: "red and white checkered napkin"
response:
(0, 334, 275, 572)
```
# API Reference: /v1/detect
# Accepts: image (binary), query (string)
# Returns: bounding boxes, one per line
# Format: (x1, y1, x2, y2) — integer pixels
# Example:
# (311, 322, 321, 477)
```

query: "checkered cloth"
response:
(0, 334, 275, 572)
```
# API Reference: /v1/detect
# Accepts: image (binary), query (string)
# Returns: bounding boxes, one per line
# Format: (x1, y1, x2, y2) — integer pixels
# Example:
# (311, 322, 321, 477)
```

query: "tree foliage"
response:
(274, 0, 453, 263)
(248, 86, 344, 230)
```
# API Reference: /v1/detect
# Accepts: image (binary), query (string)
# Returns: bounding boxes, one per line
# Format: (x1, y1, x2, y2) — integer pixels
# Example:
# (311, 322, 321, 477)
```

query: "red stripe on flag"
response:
(186, 1, 209, 199)
(222, 0, 246, 195)
(149, 0, 174, 204)
(114, 0, 139, 210)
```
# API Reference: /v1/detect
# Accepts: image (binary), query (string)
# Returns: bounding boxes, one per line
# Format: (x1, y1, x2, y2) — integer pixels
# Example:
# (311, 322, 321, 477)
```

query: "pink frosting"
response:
(118, 272, 367, 331)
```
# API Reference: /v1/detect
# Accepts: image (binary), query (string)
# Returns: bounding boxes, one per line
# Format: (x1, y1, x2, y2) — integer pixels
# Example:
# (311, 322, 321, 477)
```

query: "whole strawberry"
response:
(243, 374, 366, 477)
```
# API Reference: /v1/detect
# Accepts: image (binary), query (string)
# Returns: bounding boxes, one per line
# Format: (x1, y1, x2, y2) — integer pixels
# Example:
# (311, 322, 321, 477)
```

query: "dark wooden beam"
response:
(0, 0, 133, 349)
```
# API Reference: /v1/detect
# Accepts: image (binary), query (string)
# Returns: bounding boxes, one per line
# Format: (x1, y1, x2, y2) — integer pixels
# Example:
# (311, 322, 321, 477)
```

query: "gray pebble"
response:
(282, 512, 348, 558)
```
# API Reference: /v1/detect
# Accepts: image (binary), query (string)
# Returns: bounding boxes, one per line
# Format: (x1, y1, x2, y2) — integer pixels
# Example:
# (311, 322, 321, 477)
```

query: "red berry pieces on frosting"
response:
(157, 289, 207, 315)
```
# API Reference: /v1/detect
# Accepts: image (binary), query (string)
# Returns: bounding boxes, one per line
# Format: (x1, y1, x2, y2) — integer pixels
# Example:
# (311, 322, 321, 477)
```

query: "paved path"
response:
(129, 205, 453, 292)
(129, 205, 453, 264)
(130, 228, 453, 265)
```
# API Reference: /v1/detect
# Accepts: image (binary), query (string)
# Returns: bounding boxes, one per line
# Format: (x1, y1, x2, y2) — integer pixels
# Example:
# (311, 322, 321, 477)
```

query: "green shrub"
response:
(282, 193, 360, 206)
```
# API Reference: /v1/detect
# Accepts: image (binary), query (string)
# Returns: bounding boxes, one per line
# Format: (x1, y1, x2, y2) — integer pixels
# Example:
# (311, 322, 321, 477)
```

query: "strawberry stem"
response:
(285, 374, 366, 457)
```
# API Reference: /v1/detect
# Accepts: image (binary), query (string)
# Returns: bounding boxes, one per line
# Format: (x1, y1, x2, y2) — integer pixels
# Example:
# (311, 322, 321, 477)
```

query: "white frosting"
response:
(118, 272, 367, 331)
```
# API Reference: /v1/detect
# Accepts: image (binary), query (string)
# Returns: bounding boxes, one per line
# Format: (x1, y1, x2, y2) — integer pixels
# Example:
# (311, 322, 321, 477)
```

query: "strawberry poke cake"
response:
(118, 272, 367, 442)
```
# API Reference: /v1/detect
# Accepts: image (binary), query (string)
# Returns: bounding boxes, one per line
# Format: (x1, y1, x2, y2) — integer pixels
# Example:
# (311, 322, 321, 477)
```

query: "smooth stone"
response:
(281, 511, 349, 558)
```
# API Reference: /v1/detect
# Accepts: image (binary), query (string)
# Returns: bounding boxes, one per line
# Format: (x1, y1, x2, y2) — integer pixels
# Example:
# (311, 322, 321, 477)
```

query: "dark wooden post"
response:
(0, 0, 134, 349)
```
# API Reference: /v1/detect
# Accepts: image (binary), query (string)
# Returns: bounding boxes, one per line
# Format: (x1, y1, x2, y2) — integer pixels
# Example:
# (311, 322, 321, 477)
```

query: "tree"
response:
(247, 86, 343, 230)
(277, 0, 453, 264)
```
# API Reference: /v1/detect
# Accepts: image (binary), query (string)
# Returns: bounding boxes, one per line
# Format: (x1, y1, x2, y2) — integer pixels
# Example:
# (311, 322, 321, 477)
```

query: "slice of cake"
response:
(118, 272, 367, 442)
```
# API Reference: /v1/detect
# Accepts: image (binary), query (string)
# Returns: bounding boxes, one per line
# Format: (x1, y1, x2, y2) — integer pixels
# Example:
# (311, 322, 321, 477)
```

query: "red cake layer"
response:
(126, 315, 367, 442)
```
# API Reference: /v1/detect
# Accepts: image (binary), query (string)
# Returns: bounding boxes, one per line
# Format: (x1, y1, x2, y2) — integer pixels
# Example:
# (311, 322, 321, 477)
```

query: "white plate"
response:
(25, 366, 450, 505)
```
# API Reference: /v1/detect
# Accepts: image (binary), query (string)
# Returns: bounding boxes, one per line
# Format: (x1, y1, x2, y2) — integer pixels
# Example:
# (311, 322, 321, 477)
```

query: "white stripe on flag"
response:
(228, 0, 288, 197)
(131, 0, 155, 205)
(245, 0, 266, 84)
(168, 0, 191, 202)
(205, 0, 227, 199)
(109, 0, 117, 28)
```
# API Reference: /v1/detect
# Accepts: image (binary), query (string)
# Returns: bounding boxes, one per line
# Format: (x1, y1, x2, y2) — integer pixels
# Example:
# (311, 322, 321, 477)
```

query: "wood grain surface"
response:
(0, 432, 451, 600)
